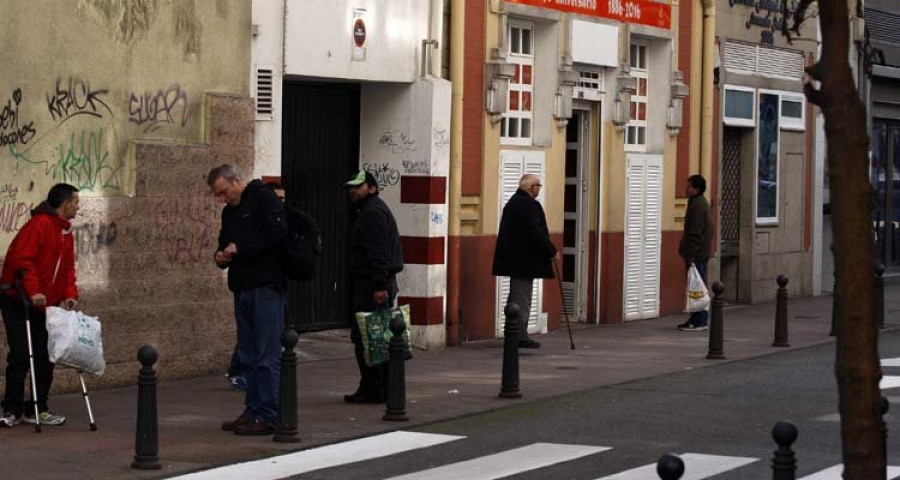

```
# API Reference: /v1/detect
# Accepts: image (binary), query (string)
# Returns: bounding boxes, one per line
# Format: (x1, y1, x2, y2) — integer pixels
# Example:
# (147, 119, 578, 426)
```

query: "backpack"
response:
(284, 204, 323, 281)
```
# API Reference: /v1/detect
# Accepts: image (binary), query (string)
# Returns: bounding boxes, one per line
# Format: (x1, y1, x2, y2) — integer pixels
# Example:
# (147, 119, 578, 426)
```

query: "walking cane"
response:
(553, 258, 576, 350)
(14, 270, 42, 432)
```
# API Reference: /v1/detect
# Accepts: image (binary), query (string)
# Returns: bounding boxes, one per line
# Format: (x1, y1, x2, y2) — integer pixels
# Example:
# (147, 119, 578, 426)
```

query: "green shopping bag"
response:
(355, 305, 413, 367)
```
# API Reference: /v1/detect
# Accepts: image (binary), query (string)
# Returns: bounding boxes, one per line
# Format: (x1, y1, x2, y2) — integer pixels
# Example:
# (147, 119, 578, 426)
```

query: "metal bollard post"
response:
(773, 275, 790, 347)
(829, 273, 837, 337)
(876, 264, 885, 330)
(707, 281, 726, 360)
(656, 453, 685, 480)
(383, 316, 409, 421)
(771, 421, 798, 480)
(132, 346, 161, 470)
(498, 302, 522, 399)
(274, 328, 301, 442)
(882, 396, 890, 463)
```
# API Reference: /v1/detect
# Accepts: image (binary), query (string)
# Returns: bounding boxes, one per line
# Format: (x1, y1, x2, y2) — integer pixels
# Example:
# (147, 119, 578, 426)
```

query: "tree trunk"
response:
(815, 1, 885, 477)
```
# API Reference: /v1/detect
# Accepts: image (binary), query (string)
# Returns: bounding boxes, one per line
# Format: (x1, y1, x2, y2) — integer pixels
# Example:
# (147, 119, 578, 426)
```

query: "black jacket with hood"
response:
(216, 179, 288, 292)
(492, 189, 557, 279)
(349, 193, 404, 291)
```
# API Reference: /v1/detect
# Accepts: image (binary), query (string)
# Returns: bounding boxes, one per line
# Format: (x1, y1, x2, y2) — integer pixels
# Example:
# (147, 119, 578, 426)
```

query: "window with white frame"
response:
(723, 85, 755, 128)
(502, 21, 534, 145)
(780, 93, 805, 131)
(757, 91, 780, 224)
(626, 41, 649, 151)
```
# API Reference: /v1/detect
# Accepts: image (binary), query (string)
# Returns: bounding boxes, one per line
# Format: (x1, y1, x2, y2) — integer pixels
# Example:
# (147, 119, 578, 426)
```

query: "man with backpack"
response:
(343, 170, 404, 404)
(208, 165, 287, 435)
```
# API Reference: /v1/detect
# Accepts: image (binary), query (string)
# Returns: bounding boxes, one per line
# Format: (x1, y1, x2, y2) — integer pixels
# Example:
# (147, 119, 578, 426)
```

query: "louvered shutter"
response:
(723, 41, 757, 76)
(255, 66, 274, 121)
(623, 154, 662, 321)
(496, 150, 546, 337)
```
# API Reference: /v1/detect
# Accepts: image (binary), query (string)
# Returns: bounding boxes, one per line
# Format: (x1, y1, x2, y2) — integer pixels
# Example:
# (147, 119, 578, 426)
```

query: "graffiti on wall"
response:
(152, 192, 216, 265)
(73, 220, 117, 256)
(363, 163, 401, 190)
(379, 129, 417, 155)
(1, 89, 38, 148)
(128, 84, 190, 132)
(46, 77, 114, 123)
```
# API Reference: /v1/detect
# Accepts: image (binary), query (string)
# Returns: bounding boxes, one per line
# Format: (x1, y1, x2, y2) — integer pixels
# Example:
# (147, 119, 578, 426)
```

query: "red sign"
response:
(505, 0, 671, 30)
(353, 19, 367, 47)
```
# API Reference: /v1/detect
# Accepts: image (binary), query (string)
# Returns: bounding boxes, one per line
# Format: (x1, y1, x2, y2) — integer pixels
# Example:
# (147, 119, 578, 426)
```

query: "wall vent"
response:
(723, 40, 805, 81)
(255, 66, 274, 121)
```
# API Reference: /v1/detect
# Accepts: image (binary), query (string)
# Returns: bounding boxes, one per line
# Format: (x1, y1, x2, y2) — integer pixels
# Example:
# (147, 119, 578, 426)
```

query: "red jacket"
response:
(1, 202, 78, 308)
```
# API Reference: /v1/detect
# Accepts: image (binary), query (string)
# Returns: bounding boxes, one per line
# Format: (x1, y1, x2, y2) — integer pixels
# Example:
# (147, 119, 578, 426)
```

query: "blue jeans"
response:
(233, 286, 285, 423)
(688, 259, 709, 326)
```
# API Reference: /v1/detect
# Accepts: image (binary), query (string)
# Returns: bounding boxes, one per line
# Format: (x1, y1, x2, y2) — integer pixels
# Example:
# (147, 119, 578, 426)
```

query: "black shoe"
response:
(678, 322, 708, 331)
(222, 413, 252, 432)
(518, 339, 541, 349)
(343, 392, 384, 404)
(233, 417, 276, 436)
(676, 320, 692, 330)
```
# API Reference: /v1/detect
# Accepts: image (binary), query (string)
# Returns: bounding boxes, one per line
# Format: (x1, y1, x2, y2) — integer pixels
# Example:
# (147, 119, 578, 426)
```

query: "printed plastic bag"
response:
(46, 306, 106, 376)
(685, 263, 710, 313)
(354, 305, 413, 367)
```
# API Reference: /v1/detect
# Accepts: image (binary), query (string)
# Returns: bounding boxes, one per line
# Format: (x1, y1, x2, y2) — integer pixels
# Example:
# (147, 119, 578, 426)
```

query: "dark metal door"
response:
(872, 121, 900, 268)
(720, 128, 742, 256)
(281, 82, 360, 332)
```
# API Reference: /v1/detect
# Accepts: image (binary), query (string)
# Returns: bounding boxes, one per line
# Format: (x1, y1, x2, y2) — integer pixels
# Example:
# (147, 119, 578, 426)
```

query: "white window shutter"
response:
(623, 154, 662, 321)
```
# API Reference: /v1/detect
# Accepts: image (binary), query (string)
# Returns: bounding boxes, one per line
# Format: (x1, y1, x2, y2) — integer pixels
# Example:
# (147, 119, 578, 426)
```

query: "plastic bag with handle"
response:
(685, 263, 710, 313)
(46, 306, 105, 376)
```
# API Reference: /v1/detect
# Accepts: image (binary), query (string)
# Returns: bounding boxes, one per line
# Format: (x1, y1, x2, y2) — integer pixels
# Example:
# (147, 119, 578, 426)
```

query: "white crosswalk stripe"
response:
(882, 357, 900, 367)
(594, 453, 758, 480)
(383, 443, 611, 480)
(168, 431, 464, 480)
(797, 464, 900, 479)
(882, 375, 900, 390)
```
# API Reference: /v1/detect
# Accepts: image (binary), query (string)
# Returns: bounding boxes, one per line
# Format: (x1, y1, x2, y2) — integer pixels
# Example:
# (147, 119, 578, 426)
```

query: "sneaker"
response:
(678, 322, 708, 331)
(229, 375, 247, 391)
(0, 411, 22, 428)
(23, 411, 66, 426)
(233, 417, 276, 436)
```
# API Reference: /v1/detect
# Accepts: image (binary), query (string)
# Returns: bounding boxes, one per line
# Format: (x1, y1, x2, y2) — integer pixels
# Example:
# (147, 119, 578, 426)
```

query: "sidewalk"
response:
(2, 286, 899, 480)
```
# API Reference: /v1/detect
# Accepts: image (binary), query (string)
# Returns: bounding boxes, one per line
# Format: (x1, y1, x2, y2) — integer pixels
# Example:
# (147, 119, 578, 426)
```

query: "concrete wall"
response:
(0, 0, 252, 391)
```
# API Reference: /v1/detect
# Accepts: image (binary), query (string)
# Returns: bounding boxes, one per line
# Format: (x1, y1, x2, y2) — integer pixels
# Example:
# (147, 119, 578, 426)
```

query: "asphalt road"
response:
(282, 329, 900, 479)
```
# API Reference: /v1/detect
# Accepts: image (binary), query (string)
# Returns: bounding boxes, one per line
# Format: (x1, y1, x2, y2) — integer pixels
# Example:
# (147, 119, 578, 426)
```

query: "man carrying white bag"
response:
(46, 307, 105, 376)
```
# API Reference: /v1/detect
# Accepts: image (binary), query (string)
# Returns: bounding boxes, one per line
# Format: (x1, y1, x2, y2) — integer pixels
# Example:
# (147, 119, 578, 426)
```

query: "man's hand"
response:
(373, 290, 389, 305)
(30, 293, 47, 307)
(215, 250, 232, 267)
(224, 243, 238, 256)
(61, 298, 78, 311)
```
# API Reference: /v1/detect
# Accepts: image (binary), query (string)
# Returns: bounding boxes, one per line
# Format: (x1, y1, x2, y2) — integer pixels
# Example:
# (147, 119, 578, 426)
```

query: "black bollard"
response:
(876, 264, 885, 330)
(498, 302, 522, 399)
(773, 275, 790, 347)
(656, 453, 685, 480)
(132, 346, 161, 470)
(882, 396, 890, 463)
(771, 421, 798, 480)
(383, 316, 409, 421)
(274, 328, 301, 442)
(707, 281, 726, 360)
(829, 273, 838, 337)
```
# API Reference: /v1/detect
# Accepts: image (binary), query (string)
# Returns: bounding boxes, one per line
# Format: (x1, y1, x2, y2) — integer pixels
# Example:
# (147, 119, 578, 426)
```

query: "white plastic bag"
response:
(46, 306, 105, 376)
(685, 263, 710, 313)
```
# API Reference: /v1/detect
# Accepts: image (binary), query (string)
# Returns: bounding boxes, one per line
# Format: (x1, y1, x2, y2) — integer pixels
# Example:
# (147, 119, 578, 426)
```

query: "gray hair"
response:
(207, 164, 241, 186)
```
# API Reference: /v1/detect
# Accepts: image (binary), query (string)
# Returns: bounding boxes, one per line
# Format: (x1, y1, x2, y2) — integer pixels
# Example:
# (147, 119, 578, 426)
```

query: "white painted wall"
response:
(251, 0, 285, 178)
(359, 78, 452, 347)
(285, 0, 429, 82)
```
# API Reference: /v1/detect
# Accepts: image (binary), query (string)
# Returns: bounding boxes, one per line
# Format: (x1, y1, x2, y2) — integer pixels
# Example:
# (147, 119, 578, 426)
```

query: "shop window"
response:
(780, 94, 805, 131)
(757, 92, 780, 224)
(626, 42, 648, 152)
(723, 85, 755, 128)
(502, 21, 534, 145)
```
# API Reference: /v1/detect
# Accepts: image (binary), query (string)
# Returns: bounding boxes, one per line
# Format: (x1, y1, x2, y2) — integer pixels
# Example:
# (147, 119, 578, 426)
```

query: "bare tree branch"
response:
(806, 61, 825, 81)
(803, 82, 823, 106)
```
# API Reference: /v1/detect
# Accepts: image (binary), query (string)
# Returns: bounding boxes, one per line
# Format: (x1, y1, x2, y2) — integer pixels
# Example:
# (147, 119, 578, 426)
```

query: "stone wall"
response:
(0, 94, 254, 392)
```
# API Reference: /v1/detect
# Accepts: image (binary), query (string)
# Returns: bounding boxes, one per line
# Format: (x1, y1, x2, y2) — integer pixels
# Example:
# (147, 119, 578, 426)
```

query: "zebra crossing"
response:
(169, 430, 899, 480)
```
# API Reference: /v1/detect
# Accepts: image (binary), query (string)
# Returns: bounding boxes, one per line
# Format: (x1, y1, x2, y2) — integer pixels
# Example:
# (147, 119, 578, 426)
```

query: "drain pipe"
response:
(447, 0, 464, 346)
(699, 0, 716, 186)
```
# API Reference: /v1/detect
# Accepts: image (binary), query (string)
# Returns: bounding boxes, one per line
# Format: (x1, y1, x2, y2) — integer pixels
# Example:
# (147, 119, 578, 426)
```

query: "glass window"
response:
(757, 92, 780, 223)
(503, 21, 534, 145)
(780, 95, 805, 131)
(625, 41, 649, 152)
(724, 87, 755, 127)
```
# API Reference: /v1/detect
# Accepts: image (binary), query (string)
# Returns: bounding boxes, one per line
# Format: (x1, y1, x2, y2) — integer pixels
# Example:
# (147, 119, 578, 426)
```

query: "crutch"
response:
(13, 270, 42, 432)
(553, 258, 576, 350)
(76, 369, 97, 431)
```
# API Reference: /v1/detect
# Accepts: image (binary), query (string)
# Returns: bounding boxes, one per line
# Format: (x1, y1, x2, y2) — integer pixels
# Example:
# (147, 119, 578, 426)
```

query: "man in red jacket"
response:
(0, 183, 80, 428)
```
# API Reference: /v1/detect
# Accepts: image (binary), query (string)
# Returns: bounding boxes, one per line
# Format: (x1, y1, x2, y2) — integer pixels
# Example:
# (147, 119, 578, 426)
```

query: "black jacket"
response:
(349, 194, 404, 290)
(492, 189, 557, 279)
(216, 179, 288, 292)
(679, 193, 712, 263)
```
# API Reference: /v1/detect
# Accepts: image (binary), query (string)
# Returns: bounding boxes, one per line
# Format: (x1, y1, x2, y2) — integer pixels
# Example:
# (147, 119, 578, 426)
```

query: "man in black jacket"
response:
(678, 175, 713, 331)
(344, 170, 404, 403)
(208, 164, 288, 435)
(492, 174, 558, 349)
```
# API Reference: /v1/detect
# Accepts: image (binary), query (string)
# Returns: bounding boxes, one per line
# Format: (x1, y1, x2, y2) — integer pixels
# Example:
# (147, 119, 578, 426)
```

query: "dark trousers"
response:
(349, 276, 397, 398)
(687, 259, 709, 326)
(233, 286, 285, 423)
(507, 277, 535, 341)
(1, 301, 54, 416)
